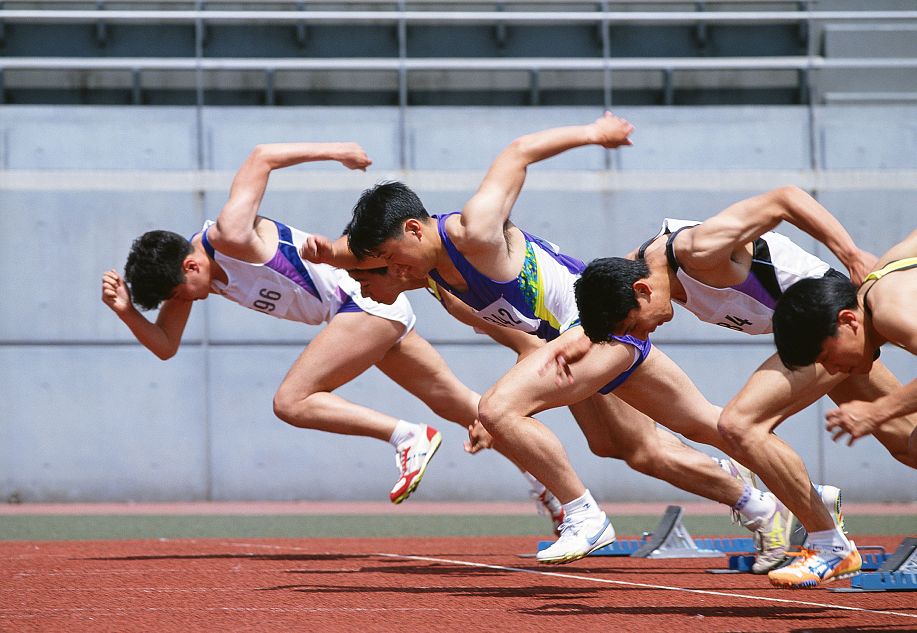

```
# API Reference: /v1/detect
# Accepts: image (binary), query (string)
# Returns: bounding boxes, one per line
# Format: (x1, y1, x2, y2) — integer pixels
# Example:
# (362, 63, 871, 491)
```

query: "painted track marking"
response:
(375, 552, 917, 621)
(224, 541, 917, 620)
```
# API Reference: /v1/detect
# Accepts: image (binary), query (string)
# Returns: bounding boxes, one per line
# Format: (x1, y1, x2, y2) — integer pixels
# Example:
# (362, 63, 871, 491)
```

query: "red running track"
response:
(2, 535, 915, 632)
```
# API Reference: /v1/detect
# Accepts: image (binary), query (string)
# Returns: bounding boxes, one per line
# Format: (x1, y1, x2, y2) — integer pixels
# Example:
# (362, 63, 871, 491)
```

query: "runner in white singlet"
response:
(567, 186, 915, 588)
(100, 141, 562, 523)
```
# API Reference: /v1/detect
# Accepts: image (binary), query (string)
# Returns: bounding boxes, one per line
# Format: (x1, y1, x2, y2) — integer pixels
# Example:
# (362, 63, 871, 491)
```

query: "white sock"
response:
(807, 527, 850, 552)
(733, 484, 776, 524)
(388, 420, 418, 448)
(562, 489, 600, 518)
(520, 470, 545, 494)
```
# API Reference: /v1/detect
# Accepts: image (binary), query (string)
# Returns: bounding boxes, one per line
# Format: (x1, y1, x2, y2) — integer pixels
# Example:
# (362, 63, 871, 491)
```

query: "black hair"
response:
(772, 275, 859, 370)
(123, 230, 194, 311)
(575, 257, 650, 343)
(346, 266, 390, 276)
(346, 181, 429, 260)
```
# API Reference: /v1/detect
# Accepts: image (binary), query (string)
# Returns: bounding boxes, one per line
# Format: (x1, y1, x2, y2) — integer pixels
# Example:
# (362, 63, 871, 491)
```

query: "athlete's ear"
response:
(404, 218, 423, 239)
(632, 280, 652, 299)
(182, 256, 200, 274)
(836, 309, 860, 333)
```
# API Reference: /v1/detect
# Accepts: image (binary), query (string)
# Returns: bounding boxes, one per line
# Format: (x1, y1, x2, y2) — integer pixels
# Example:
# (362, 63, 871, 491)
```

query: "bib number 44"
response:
(717, 314, 753, 331)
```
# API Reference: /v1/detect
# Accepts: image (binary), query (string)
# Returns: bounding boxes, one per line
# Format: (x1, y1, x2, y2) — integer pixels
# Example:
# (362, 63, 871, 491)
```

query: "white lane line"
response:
(222, 542, 917, 620)
(374, 552, 917, 621)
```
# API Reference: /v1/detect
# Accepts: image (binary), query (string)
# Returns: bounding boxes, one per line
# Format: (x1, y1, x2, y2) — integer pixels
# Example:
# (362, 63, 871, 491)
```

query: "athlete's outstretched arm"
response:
(101, 269, 193, 360)
(300, 233, 386, 270)
(826, 380, 917, 447)
(539, 328, 594, 386)
(678, 186, 876, 283)
(455, 113, 633, 251)
(209, 142, 371, 261)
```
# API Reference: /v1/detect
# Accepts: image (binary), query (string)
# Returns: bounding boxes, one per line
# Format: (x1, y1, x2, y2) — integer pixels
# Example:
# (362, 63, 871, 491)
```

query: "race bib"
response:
(243, 284, 291, 317)
(475, 296, 540, 332)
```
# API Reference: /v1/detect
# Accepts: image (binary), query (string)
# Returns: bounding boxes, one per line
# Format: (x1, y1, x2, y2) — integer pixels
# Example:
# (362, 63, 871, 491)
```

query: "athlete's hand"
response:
(846, 248, 879, 286)
(101, 269, 134, 316)
(338, 143, 372, 171)
(464, 421, 494, 454)
(825, 399, 885, 445)
(590, 111, 634, 149)
(300, 234, 335, 264)
(538, 331, 594, 386)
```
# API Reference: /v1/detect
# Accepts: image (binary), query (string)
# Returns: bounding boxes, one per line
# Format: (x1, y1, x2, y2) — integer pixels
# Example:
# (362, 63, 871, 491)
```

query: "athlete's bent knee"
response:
(717, 409, 759, 454)
(585, 437, 617, 459)
(477, 388, 521, 438)
(272, 386, 318, 428)
(625, 448, 658, 477)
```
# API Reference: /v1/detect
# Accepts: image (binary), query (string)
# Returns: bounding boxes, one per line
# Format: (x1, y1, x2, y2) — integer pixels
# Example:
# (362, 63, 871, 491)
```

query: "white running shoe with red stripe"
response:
(390, 424, 442, 504)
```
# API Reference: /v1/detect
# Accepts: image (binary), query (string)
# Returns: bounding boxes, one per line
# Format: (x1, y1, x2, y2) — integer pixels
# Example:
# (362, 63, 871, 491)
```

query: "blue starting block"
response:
(536, 506, 754, 559)
(715, 535, 894, 576)
(842, 538, 917, 593)
(859, 545, 889, 571)
(850, 571, 917, 591)
(710, 515, 809, 574)
(720, 545, 890, 575)
(538, 538, 647, 556)
(536, 538, 646, 557)
(695, 537, 755, 553)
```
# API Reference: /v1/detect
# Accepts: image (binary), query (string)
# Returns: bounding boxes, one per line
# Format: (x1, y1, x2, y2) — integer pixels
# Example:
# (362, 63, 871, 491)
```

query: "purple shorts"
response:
(597, 335, 653, 394)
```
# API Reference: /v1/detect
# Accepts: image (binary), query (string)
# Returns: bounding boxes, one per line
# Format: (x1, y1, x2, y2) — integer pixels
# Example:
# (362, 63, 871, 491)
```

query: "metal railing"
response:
(0, 0, 829, 7)
(2, 9, 916, 24)
(3, 6, 916, 166)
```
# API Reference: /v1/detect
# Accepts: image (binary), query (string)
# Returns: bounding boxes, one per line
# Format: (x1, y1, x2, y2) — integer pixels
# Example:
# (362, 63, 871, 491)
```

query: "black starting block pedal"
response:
(832, 537, 917, 593)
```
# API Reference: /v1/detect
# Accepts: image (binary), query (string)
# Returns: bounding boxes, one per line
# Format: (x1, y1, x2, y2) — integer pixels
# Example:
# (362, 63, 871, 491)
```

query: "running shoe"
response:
(389, 424, 442, 504)
(720, 457, 758, 490)
(535, 511, 616, 564)
(747, 495, 794, 574)
(816, 484, 847, 534)
(767, 542, 862, 589)
(532, 487, 565, 536)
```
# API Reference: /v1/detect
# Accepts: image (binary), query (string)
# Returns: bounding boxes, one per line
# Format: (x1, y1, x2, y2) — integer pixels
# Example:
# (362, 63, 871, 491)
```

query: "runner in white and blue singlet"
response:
(101, 141, 564, 520)
(198, 218, 414, 332)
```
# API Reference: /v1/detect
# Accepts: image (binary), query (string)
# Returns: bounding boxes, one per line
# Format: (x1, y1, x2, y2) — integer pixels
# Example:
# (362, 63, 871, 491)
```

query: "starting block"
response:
(631, 506, 727, 558)
(834, 537, 917, 593)
(536, 505, 753, 559)
(859, 545, 890, 571)
(707, 515, 808, 575)
(712, 516, 899, 576)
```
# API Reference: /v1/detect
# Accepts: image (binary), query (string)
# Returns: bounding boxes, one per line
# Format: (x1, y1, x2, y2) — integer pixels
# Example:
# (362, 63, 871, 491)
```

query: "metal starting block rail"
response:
(536, 505, 754, 559)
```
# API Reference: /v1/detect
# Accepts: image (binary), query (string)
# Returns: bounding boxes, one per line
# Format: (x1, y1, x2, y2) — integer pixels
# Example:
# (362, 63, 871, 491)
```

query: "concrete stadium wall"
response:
(1, 105, 915, 503)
